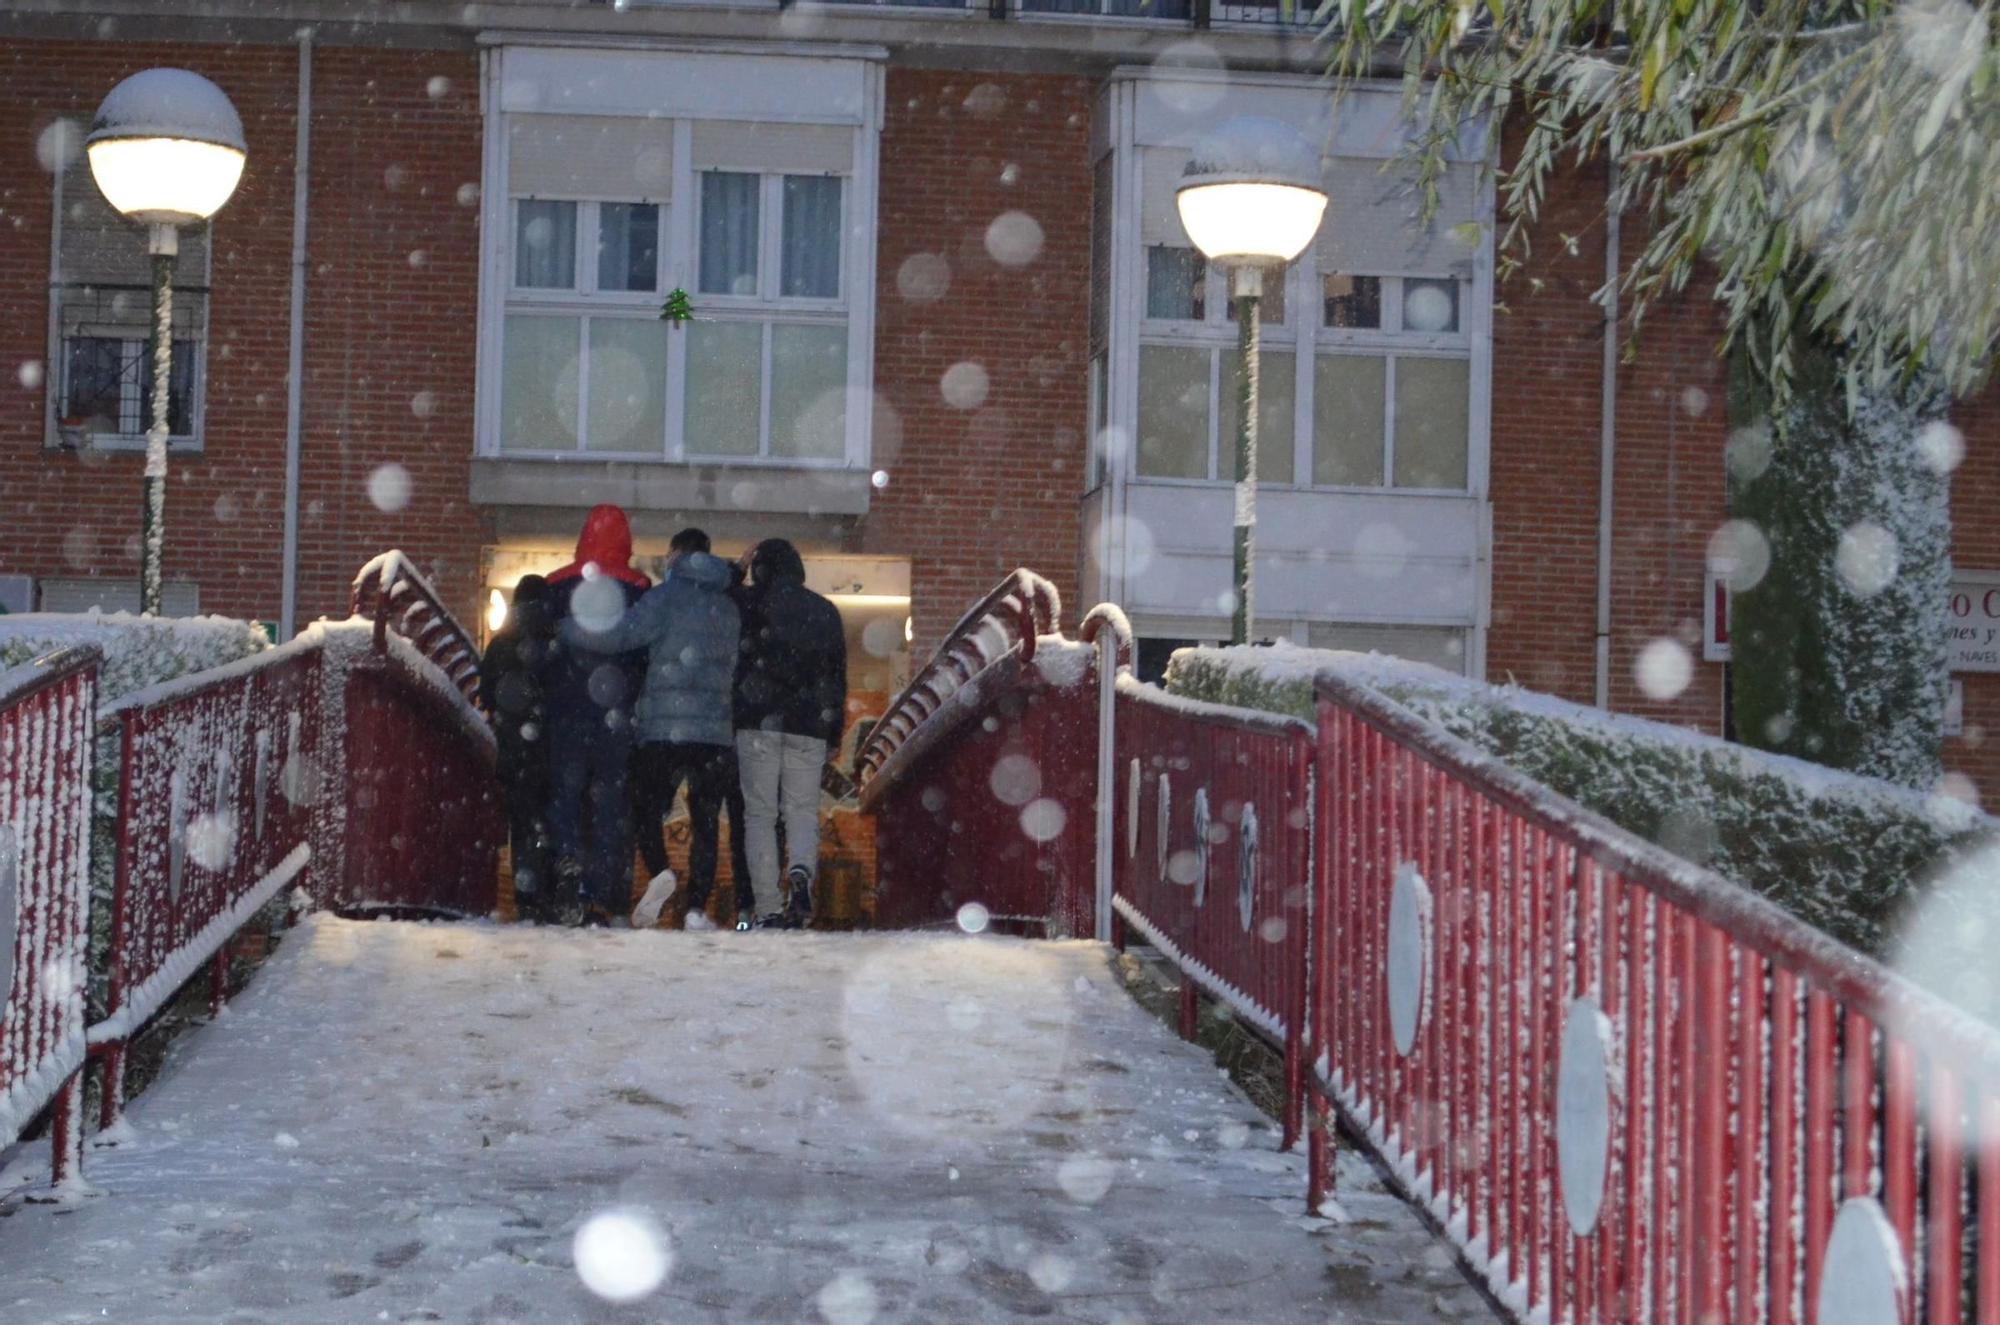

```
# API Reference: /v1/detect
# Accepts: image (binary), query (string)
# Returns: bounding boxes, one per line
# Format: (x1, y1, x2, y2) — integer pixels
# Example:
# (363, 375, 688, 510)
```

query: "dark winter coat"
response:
(479, 574, 556, 793)
(541, 505, 652, 728)
(562, 550, 741, 747)
(733, 539, 847, 747)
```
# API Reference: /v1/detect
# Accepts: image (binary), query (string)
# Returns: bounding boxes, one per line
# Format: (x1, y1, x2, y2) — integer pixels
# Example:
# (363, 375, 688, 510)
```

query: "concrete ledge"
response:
(469, 457, 873, 518)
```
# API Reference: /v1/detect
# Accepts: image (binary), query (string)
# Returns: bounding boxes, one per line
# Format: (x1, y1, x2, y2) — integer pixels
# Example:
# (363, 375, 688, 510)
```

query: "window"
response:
(686, 168, 848, 461)
(1313, 272, 1473, 491)
(488, 112, 863, 465)
(49, 151, 210, 449)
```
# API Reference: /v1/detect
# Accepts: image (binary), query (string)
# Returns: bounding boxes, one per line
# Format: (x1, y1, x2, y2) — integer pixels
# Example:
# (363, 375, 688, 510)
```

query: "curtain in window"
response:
(699, 173, 760, 296)
(515, 199, 577, 289)
(780, 176, 842, 299)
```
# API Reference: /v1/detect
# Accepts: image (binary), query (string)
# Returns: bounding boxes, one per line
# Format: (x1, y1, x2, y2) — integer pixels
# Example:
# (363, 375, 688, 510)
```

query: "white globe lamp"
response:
(85, 69, 247, 617)
(1174, 117, 1328, 645)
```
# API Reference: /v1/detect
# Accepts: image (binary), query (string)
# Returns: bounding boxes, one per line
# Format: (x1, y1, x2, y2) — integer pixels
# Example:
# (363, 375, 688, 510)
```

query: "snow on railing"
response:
(1312, 668, 2000, 1325)
(854, 568, 1061, 791)
(351, 549, 482, 708)
(90, 642, 324, 1135)
(0, 647, 98, 1195)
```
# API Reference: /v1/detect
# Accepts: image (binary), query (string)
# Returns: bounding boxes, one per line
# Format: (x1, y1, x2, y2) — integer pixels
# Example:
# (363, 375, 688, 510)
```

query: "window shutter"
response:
(508, 114, 673, 201)
(1315, 157, 1480, 278)
(1140, 147, 1192, 247)
(58, 169, 210, 292)
(690, 121, 852, 175)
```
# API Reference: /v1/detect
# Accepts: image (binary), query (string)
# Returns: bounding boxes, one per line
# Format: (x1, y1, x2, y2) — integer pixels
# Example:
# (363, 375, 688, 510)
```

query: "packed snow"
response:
(0, 916, 1499, 1324)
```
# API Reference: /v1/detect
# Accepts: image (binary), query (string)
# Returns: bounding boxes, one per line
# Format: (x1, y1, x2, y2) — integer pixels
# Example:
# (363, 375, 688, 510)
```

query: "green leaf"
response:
(1913, 73, 1962, 157)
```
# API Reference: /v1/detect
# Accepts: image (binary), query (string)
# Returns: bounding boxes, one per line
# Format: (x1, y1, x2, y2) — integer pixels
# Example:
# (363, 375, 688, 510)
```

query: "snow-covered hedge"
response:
(1165, 643, 1995, 959)
(0, 612, 270, 704)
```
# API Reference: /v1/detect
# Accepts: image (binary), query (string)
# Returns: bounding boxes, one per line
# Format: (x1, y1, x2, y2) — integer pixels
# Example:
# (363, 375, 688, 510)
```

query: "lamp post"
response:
(1175, 118, 1327, 645)
(86, 69, 246, 617)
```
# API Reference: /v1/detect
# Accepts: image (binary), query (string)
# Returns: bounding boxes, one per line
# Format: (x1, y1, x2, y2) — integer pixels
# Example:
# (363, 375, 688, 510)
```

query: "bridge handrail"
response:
(0, 647, 98, 1187)
(854, 568, 1060, 788)
(1313, 665, 2000, 1325)
(351, 550, 482, 708)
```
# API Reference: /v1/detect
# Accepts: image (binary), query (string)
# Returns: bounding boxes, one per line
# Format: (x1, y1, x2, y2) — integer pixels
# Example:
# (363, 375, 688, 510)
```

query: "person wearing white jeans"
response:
(735, 729, 827, 919)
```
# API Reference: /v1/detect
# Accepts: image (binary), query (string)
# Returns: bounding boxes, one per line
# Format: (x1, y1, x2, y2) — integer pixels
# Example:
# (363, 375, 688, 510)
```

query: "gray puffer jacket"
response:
(560, 551, 741, 747)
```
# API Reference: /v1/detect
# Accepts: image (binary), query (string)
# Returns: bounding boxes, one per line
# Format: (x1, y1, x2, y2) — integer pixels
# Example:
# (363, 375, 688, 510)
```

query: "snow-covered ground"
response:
(0, 917, 1497, 1323)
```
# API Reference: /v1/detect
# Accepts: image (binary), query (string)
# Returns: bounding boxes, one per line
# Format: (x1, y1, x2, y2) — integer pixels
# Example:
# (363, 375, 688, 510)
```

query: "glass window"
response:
(514, 200, 577, 289)
(585, 319, 667, 453)
(1136, 637, 1198, 685)
(684, 320, 763, 456)
(1145, 246, 1205, 321)
(1305, 621, 1467, 674)
(1393, 357, 1470, 488)
(780, 176, 843, 300)
(596, 203, 659, 294)
(1224, 279, 1286, 326)
(769, 322, 847, 459)
(1218, 350, 1296, 485)
(1401, 278, 1460, 334)
(500, 315, 579, 451)
(1324, 273, 1382, 329)
(1313, 355, 1386, 486)
(1136, 345, 1210, 479)
(699, 172, 761, 297)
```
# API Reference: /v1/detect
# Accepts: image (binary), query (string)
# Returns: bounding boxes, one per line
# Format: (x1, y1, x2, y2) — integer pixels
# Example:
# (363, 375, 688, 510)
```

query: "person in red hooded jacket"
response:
(540, 504, 652, 925)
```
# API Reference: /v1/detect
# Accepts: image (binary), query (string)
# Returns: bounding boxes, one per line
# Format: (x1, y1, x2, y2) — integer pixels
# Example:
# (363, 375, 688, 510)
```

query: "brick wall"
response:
(864, 67, 1093, 655)
(1947, 393, 2000, 802)
(0, 37, 490, 629)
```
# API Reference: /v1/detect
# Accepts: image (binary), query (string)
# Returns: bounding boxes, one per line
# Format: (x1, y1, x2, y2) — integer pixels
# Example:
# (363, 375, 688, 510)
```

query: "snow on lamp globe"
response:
(1175, 117, 1327, 646)
(86, 68, 247, 617)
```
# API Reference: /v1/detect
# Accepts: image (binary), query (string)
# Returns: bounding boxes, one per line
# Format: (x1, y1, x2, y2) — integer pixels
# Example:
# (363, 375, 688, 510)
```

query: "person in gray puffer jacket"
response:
(561, 528, 740, 926)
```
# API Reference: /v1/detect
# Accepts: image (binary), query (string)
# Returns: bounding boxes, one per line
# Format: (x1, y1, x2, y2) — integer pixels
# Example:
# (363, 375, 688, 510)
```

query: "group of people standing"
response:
(480, 504, 848, 932)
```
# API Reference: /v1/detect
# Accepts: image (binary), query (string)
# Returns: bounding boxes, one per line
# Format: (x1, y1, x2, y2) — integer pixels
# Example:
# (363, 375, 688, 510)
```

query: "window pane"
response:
(1136, 345, 1209, 479)
(585, 318, 667, 453)
(1402, 278, 1460, 333)
(1393, 357, 1470, 489)
(1305, 621, 1467, 674)
(1145, 246, 1205, 321)
(699, 172, 760, 297)
(1313, 355, 1385, 486)
(138, 339, 198, 437)
(1324, 273, 1382, 329)
(597, 203, 659, 293)
(780, 176, 842, 300)
(684, 320, 762, 456)
(1218, 349, 1296, 484)
(769, 322, 847, 459)
(514, 199, 576, 289)
(501, 315, 580, 451)
(62, 336, 127, 434)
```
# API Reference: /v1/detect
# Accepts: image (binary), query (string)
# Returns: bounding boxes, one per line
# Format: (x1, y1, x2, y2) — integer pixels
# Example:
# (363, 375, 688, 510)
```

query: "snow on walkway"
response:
(0, 916, 1497, 1324)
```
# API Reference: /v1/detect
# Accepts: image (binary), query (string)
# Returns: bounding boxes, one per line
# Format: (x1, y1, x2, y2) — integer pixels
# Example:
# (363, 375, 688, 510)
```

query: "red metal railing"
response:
(90, 643, 324, 1133)
(855, 569, 1060, 788)
(0, 648, 98, 1193)
(1110, 674, 1314, 1148)
(351, 549, 482, 707)
(1313, 669, 2000, 1325)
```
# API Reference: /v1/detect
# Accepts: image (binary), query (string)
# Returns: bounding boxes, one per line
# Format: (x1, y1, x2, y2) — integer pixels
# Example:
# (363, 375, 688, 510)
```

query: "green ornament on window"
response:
(660, 288, 694, 326)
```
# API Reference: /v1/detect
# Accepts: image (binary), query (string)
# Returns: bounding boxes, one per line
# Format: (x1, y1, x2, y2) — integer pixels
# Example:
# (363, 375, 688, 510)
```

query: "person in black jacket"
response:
(732, 538, 846, 928)
(480, 575, 556, 923)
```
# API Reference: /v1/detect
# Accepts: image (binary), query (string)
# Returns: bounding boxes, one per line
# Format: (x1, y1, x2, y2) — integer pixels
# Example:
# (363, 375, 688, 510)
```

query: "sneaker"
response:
(785, 866, 814, 927)
(684, 910, 717, 932)
(734, 912, 759, 932)
(762, 912, 793, 931)
(632, 869, 677, 929)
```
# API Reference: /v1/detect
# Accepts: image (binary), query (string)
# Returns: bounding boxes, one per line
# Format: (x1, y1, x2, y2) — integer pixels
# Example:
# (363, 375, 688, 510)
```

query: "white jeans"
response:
(735, 730, 827, 915)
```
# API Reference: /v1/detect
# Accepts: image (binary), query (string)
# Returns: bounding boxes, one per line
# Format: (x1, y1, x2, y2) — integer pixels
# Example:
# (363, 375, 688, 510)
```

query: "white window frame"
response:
(476, 52, 882, 473)
(1122, 136, 1491, 500)
(46, 166, 211, 453)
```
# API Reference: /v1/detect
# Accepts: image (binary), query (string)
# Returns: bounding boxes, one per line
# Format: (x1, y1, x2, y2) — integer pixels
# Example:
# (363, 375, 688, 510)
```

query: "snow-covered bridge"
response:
(7, 558, 2000, 1325)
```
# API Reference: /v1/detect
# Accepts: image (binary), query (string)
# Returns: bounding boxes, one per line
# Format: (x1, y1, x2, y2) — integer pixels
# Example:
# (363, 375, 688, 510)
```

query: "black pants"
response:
(632, 741, 741, 904)
(502, 775, 552, 920)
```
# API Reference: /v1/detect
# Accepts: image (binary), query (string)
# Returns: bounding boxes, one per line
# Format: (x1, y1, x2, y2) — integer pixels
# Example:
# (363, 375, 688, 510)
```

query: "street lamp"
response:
(87, 68, 246, 617)
(1176, 117, 1327, 645)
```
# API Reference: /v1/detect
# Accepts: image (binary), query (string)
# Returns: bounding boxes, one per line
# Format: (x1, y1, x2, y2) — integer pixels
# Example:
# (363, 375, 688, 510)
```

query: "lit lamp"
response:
(86, 68, 246, 617)
(1176, 118, 1327, 645)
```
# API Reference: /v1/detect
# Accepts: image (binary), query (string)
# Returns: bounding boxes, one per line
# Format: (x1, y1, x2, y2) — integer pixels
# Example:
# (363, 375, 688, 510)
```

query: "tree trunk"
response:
(1729, 337, 1952, 790)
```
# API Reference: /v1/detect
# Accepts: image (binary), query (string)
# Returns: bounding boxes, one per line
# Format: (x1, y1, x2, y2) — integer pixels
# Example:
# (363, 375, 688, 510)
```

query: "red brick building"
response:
(0, 2, 1992, 796)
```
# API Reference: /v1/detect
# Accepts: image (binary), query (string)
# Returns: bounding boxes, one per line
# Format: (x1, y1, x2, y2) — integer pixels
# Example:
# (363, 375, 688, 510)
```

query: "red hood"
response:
(547, 504, 651, 588)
